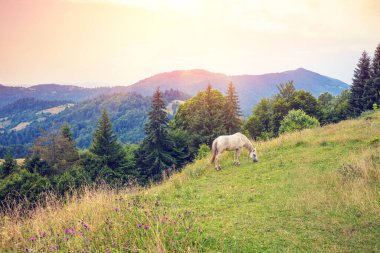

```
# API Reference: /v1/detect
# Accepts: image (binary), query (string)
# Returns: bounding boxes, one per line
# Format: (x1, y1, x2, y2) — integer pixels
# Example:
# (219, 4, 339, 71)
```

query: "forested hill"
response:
(0, 98, 71, 117)
(0, 90, 189, 156)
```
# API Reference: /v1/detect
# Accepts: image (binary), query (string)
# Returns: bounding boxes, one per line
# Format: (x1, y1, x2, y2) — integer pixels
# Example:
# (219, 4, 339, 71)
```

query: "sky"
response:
(0, 0, 379, 87)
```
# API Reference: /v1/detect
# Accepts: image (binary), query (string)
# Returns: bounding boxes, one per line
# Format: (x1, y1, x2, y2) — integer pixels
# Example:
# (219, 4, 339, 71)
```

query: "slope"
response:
(1, 112, 379, 252)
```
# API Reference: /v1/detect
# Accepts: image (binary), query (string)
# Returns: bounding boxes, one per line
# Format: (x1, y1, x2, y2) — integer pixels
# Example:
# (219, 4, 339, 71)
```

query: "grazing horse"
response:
(210, 132, 258, 170)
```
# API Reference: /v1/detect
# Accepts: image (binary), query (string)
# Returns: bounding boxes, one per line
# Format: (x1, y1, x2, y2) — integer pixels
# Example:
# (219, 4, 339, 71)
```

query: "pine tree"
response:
(136, 88, 176, 183)
(351, 51, 371, 114)
(224, 82, 242, 134)
(59, 123, 79, 170)
(370, 43, 380, 106)
(90, 110, 126, 170)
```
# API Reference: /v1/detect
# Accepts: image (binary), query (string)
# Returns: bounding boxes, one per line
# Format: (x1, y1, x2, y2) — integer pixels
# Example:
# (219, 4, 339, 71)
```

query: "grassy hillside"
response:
(1, 112, 380, 252)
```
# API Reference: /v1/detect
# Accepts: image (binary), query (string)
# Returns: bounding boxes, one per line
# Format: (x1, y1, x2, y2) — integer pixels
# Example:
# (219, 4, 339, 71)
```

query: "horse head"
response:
(249, 148, 258, 163)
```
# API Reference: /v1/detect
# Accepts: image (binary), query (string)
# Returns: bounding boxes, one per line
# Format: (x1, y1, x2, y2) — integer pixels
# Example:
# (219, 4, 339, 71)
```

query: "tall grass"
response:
(0, 184, 206, 252)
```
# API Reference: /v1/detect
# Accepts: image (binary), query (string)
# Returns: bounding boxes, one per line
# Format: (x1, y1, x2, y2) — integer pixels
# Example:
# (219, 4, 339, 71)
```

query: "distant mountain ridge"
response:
(124, 68, 349, 114)
(0, 68, 350, 114)
(0, 84, 108, 108)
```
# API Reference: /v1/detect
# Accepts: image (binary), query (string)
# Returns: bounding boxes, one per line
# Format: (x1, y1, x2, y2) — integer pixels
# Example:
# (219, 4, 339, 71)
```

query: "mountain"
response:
(125, 68, 350, 114)
(1, 68, 349, 114)
(0, 84, 108, 108)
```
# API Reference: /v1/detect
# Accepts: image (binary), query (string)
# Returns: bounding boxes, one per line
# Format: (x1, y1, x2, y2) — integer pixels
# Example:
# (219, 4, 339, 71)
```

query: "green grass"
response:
(1, 112, 380, 252)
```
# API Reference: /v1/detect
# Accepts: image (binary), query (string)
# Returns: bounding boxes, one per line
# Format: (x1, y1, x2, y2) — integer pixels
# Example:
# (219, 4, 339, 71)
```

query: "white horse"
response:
(210, 132, 258, 170)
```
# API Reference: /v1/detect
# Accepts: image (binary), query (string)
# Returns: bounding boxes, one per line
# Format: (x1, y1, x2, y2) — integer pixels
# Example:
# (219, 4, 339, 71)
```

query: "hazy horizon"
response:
(0, 67, 349, 88)
(1, 0, 379, 87)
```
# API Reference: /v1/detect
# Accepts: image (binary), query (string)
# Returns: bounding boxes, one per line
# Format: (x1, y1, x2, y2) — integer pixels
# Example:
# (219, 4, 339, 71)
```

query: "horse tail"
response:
(210, 140, 218, 164)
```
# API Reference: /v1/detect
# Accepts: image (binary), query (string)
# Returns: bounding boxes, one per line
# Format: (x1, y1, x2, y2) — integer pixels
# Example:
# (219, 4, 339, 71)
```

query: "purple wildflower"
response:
(65, 227, 75, 235)
(41, 232, 47, 238)
(29, 237, 36, 242)
(137, 224, 142, 228)
(115, 207, 119, 212)
(106, 250, 111, 253)
(83, 223, 89, 230)
(144, 225, 150, 230)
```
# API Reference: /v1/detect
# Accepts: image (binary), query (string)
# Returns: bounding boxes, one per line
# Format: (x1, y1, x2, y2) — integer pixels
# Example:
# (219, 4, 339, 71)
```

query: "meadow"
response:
(1, 111, 379, 252)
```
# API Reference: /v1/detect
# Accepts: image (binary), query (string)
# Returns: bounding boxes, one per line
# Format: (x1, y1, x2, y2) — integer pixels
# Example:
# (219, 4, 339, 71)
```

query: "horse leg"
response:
(233, 150, 237, 165)
(215, 152, 222, 170)
(236, 148, 241, 166)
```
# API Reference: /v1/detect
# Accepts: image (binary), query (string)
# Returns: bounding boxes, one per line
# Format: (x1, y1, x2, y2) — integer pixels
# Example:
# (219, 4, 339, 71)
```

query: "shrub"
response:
(196, 144, 210, 160)
(279, 109, 320, 134)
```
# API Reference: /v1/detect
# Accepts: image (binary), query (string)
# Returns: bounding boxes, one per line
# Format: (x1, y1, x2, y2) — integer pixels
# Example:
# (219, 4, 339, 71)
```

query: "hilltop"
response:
(1, 111, 379, 252)
(0, 68, 349, 114)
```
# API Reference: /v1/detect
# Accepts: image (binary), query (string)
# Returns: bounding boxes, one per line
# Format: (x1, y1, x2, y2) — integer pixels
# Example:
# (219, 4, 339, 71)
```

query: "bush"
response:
(196, 144, 210, 160)
(279, 109, 320, 134)
(0, 169, 51, 204)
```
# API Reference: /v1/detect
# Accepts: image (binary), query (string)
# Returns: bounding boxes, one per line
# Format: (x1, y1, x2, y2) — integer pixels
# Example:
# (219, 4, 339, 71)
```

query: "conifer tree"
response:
(59, 123, 79, 169)
(90, 110, 126, 170)
(136, 88, 176, 183)
(224, 82, 242, 134)
(350, 51, 371, 114)
(370, 43, 380, 106)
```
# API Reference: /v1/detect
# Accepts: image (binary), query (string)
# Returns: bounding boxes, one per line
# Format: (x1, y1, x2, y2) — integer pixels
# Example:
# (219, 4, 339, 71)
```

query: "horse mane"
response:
(239, 133, 254, 152)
